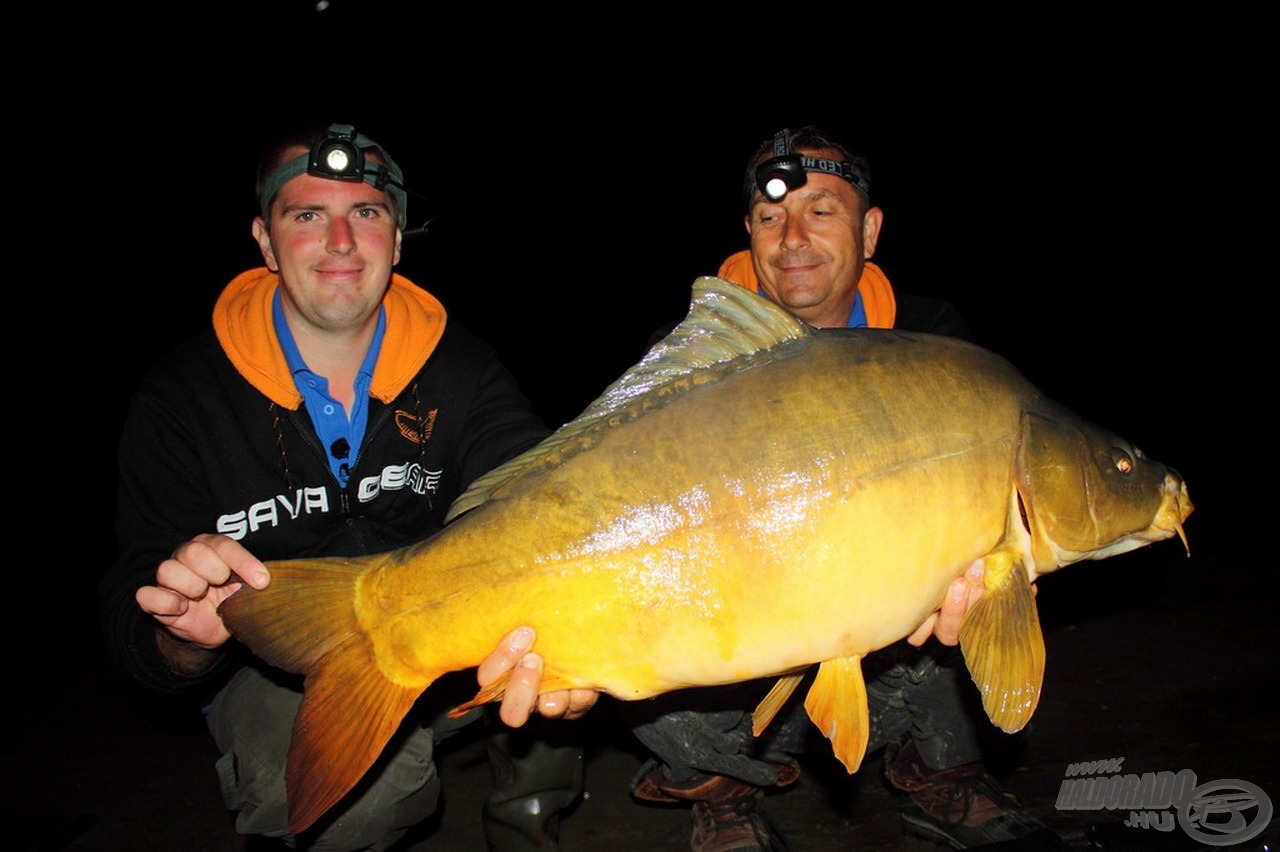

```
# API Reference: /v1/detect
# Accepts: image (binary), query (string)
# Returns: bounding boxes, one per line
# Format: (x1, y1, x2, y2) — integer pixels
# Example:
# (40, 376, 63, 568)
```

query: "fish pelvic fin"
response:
(217, 557, 428, 835)
(752, 671, 807, 736)
(958, 548, 1045, 734)
(803, 655, 869, 774)
(446, 668, 512, 719)
(445, 276, 810, 521)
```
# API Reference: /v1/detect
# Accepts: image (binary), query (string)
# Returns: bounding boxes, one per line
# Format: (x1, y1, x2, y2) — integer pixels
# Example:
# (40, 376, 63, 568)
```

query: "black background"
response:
(43, 3, 1263, 657)
(11, 6, 1274, 849)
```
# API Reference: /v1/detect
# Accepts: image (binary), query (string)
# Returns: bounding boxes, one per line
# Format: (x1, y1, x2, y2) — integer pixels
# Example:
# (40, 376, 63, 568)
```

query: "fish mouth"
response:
(1154, 473, 1194, 555)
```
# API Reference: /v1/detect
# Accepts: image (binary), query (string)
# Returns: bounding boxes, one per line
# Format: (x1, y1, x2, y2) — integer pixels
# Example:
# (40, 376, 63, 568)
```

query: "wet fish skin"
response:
(219, 276, 1192, 835)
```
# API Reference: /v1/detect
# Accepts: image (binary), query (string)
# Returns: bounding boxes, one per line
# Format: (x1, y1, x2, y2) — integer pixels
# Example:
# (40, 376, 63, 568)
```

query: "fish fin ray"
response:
(752, 672, 807, 735)
(446, 668, 513, 718)
(445, 277, 810, 521)
(803, 656, 869, 773)
(285, 637, 425, 834)
(218, 557, 368, 674)
(218, 556, 432, 834)
(958, 549, 1045, 733)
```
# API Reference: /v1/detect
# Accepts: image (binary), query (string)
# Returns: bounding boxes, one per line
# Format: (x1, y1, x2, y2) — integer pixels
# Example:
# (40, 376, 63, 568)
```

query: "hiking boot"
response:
(886, 741, 1049, 849)
(632, 764, 796, 851)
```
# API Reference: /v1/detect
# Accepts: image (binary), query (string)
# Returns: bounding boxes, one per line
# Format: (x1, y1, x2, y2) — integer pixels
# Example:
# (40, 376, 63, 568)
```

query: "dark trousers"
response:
(207, 663, 585, 851)
(620, 641, 1009, 788)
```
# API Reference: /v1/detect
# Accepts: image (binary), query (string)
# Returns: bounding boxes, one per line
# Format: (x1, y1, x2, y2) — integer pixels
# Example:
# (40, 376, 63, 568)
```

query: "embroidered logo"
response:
(396, 408, 438, 445)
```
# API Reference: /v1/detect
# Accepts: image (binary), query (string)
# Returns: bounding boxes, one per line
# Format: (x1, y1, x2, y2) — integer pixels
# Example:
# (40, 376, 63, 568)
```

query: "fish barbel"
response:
(219, 276, 1193, 834)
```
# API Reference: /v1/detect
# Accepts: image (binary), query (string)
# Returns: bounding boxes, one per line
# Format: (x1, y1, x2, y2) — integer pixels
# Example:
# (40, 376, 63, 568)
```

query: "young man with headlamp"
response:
(100, 122, 593, 851)
(622, 126, 1055, 852)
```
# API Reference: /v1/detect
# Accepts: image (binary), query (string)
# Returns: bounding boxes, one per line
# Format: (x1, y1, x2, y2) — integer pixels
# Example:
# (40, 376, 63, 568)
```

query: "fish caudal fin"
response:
(286, 647, 423, 834)
(217, 557, 427, 835)
(803, 655, 870, 773)
(958, 550, 1045, 733)
(752, 671, 806, 735)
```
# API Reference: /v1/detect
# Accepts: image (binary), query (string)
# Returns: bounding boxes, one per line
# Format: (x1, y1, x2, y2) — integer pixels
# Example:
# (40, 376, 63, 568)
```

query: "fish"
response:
(218, 275, 1193, 835)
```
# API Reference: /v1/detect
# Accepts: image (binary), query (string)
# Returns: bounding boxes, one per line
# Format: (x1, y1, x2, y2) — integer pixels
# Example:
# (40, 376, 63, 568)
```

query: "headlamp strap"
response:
(799, 155, 870, 196)
(755, 127, 870, 201)
(772, 128, 790, 159)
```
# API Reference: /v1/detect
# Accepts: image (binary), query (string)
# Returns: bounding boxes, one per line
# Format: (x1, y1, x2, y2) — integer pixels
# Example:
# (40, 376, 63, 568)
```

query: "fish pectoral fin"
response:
(803, 655, 869, 774)
(446, 669, 512, 719)
(285, 641, 425, 836)
(751, 671, 807, 736)
(958, 549, 1045, 734)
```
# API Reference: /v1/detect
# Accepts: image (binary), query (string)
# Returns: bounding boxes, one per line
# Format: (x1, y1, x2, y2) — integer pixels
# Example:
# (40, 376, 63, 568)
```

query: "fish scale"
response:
(219, 276, 1193, 835)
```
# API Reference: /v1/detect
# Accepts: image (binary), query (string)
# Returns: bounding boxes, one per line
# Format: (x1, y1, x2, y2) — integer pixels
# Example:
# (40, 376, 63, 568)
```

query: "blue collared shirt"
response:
(273, 289, 386, 488)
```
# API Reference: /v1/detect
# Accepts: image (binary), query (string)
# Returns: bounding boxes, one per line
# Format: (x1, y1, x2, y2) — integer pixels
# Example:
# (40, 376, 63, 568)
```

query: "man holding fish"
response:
(102, 118, 1057, 852)
(99, 121, 595, 851)
(620, 126, 1053, 851)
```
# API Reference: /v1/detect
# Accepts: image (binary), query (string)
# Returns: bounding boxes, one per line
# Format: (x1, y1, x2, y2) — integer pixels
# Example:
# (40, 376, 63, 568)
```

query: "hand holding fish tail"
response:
(136, 534, 271, 668)
(473, 627, 600, 728)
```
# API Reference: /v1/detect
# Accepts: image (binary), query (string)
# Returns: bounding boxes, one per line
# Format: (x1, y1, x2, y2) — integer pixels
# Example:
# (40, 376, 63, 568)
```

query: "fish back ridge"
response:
(446, 277, 811, 521)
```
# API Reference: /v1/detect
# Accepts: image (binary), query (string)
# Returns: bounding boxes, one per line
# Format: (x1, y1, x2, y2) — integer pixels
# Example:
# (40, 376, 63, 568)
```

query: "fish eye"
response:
(1111, 448, 1134, 474)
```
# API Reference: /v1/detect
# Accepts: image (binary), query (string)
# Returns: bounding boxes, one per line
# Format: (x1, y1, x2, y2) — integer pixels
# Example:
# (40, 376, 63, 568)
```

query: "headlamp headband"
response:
(752, 128, 871, 206)
(258, 123, 408, 227)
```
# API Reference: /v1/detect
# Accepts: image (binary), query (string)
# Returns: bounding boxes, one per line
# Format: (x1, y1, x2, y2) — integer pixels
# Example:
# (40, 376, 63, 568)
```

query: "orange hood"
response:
(211, 267, 447, 409)
(716, 250, 897, 329)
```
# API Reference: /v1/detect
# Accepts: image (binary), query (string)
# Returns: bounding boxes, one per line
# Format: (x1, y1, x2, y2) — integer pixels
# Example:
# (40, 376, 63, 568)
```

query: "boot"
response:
(885, 739, 1051, 849)
(482, 710, 585, 851)
(633, 763, 797, 852)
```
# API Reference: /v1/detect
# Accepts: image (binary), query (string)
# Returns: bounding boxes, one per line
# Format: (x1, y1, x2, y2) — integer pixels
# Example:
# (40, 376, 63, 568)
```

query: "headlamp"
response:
(752, 128, 871, 205)
(259, 123, 408, 227)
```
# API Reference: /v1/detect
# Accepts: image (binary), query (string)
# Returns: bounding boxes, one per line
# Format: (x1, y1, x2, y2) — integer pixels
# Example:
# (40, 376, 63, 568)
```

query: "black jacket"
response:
(100, 270, 548, 698)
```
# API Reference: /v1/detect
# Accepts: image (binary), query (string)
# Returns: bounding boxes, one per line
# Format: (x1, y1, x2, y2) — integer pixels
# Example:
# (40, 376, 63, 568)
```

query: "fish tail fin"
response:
(217, 556, 428, 835)
(958, 550, 1045, 733)
(803, 655, 869, 773)
(286, 645, 423, 834)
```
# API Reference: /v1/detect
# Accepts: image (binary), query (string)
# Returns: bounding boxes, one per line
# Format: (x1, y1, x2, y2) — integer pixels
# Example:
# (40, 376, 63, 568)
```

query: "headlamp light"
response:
(752, 128, 871, 206)
(316, 140, 356, 176)
(757, 154, 808, 202)
(259, 123, 408, 227)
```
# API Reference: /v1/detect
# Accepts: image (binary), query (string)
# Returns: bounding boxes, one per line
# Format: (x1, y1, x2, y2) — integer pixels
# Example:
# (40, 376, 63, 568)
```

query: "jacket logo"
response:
(215, 461, 443, 540)
(396, 408, 438, 445)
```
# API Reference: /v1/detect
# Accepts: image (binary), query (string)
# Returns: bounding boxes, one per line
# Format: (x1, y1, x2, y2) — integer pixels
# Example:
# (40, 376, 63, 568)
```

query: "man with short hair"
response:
(99, 121, 593, 851)
(623, 125, 1052, 851)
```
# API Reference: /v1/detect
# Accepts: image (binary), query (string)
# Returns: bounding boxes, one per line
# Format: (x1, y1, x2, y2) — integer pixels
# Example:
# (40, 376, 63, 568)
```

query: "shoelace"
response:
(930, 771, 1025, 828)
(700, 795, 791, 851)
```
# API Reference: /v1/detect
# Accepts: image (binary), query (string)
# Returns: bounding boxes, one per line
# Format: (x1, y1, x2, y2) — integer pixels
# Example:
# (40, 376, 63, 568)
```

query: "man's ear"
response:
(861, 206, 884, 259)
(252, 217, 278, 272)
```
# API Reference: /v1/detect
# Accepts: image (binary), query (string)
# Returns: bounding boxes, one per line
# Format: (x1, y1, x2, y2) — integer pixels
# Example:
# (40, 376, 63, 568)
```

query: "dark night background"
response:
(13, 4, 1273, 850)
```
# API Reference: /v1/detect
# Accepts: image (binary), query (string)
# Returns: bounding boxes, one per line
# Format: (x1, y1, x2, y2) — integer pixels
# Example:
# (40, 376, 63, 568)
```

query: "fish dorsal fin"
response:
(445, 277, 811, 521)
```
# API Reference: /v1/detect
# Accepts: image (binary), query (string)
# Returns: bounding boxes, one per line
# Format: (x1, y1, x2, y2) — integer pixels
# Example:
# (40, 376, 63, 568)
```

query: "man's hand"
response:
(478, 626, 599, 728)
(135, 533, 271, 652)
(907, 559, 1038, 647)
(907, 559, 985, 647)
